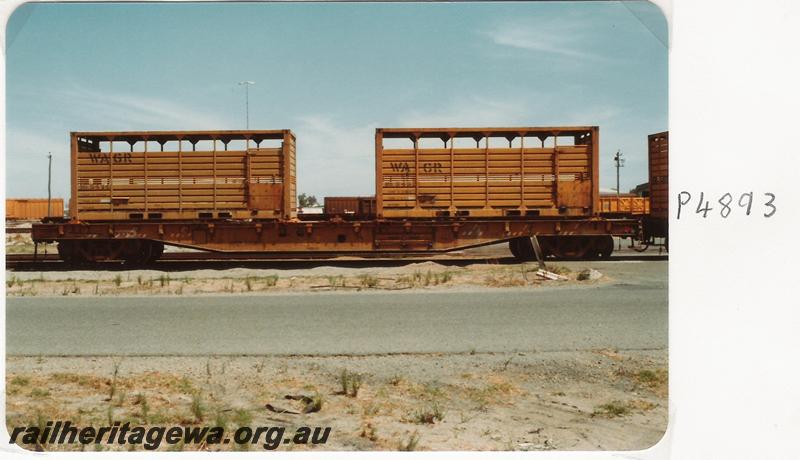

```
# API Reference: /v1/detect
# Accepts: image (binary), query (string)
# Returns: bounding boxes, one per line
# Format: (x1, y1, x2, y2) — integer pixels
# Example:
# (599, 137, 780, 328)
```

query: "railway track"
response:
(6, 251, 520, 271)
(6, 251, 666, 272)
(5, 227, 32, 234)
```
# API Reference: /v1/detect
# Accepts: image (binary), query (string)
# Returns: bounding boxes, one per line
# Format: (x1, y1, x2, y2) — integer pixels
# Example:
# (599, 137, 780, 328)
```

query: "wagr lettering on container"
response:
(87, 153, 133, 164)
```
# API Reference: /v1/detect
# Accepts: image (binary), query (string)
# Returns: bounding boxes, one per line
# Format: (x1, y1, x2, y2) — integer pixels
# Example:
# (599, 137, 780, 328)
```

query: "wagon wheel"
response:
(104, 240, 125, 261)
(508, 237, 536, 262)
(122, 240, 164, 265)
(122, 240, 152, 265)
(597, 236, 614, 259)
(75, 240, 99, 263)
(147, 242, 165, 263)
(57, 241, 86, 264)
(551, 236, 592, 260)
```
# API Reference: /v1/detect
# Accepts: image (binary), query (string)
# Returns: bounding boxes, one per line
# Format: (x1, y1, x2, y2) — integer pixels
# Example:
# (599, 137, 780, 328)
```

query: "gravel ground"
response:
(6, 349, 667, 452)
(5, 260, 605, 297)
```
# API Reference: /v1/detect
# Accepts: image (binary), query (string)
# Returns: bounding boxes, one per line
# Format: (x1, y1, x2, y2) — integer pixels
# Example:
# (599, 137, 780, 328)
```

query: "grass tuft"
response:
(412, 402, 445, 424)
(398, 431, 420, 451)
(339, 369, 363, 397)
(359, 274, 379, 289)
(264, 275, 279, 287)
(592, 400, 630, 418)
(11, 375, 30, 386)
(191, 393, 205, 422)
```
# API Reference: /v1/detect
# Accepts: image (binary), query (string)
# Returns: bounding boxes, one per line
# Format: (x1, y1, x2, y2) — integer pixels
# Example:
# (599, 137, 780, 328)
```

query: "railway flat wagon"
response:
(71, 130, 296, 221)
(31, 126, 639, 264)
(376, 127, 599, 219)
(6, 198, 64, 220)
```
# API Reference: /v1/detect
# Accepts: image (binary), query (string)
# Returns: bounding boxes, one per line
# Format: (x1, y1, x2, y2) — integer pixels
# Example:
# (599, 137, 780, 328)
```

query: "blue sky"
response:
(4, 1, 667, 200)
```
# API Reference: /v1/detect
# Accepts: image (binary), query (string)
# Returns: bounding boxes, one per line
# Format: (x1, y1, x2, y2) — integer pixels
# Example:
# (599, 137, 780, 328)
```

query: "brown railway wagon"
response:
(30, 126, 641, 264)
(324, 196, 376, 218)
(376, 127, 599, 219)
(70, 130, 296, 221)
(648, 131, 668, 220)
(598, 194, 650, 216)
(32, 217, 637, 263)
(643, 131, 668, 246)
(6, 198, 64, 220)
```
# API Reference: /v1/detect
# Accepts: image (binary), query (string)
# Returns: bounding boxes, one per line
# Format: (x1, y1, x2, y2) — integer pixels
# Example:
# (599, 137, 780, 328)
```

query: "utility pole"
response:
(613, 150, 624, 198)
(47, 152, 52, 217)
(238, 81, 255, 129)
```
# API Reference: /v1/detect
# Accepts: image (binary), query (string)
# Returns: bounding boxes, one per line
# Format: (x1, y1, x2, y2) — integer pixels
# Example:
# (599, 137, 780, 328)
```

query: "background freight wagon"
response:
(642, 131, 668, 248)
(70, 130, 296, 221)
(6, 198, 64, 220)
(598, 194, 650, 216)
(375, 127, 599, 219)
(324, 196, 376, 218)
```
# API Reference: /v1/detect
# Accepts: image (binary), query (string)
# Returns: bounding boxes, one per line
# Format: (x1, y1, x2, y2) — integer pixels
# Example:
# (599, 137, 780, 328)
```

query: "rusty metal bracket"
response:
(530, 235, 546, 270)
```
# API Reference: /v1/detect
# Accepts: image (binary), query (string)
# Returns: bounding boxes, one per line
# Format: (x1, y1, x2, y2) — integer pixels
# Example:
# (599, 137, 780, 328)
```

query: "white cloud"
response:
(5, 127, 71, 199)
(5, 127, 65, 160)
(52, 86, 229, 130)
(480, 15, 612, 62)
(397, 96, 536, 128)
(563, 106, 624, 126)
(396, 94, 622, 129)
(5, 87, 232, 197)
(292, 115, 378, 198)
(486, 27, 593, 59)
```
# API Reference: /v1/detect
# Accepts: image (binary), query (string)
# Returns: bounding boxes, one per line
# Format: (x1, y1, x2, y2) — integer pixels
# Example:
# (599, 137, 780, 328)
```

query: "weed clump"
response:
(264, 275, 279, 287)
(191, 393, 205, 422)
(412, 402, 445, 424)
(592, 400, 630, 418)
(398, 431, 420, 451)
(339, 369, 363, 397)
(359, 274, 379, 289)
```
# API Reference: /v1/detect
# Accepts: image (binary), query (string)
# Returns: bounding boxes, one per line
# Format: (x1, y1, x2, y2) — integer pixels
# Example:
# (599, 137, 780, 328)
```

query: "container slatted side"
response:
(285, 133, 297, 219)
(71, 131, 296, 221)
(648, 132, 669, 220)
(6, 198, 65, 220)
(377, 128, 597, 218)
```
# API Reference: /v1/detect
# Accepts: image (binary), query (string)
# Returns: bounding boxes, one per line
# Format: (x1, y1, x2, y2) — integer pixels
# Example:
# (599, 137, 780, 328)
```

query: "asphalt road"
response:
(6, 260, 667, 356)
